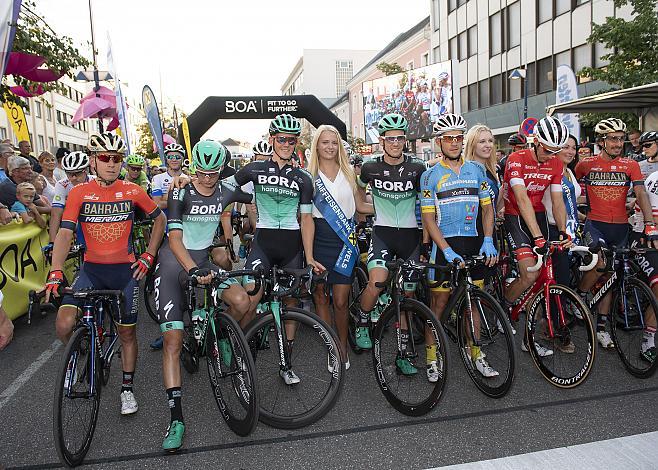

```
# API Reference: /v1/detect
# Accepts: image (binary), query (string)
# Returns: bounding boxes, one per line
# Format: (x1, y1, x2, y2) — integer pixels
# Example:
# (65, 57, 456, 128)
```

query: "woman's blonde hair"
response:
(38, 151, 55, 163)
(464, 124, 498, 183)
(308, 125, 355, 189)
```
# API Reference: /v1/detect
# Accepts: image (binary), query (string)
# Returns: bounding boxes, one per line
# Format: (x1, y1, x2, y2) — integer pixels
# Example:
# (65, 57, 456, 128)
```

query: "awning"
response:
(547, 82, 658, 116)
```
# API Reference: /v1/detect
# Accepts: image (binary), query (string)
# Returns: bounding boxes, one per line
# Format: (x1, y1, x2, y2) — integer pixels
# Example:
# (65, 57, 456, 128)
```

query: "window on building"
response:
(573, 44, 592, 74)
(0, 127, 6, 140)
(527, 62, 537, 95)
(56, 110, 61, 124)
(507, 2, 521, 49)
(448, 0, 457, 12)
(38, 135, 44, 152)
(458, 31, 468, 60)
(35, 101, 41, 118)
(468, 83, 478, 110)
(461, 86, 469, 112)
(46, 105, 51, 121)
(491, 74, 504, 104)
(556, 0, 571, 16)
(48, 137, 54, 150)
(490, 12, 502, 56)
(406, 60, 414, 70)
(595, 43, 611, 67)
(28, 132, 33, 145)
(458, 0, 466, 6)
(537, 57, 553, 93)
(479, 79, 490, 108)
(433, 0, 441, 30)
(24, 101, 30, 115)
(508, 73, 522, 100)
(449, 37, 458, 61)
(433, 46, 441, 63)
(335, 60, 353, 97)
(468, 26, 477, 57)
(422, 52, 430, 67)
(576, 0, 590, 4)
(537, 0, 553, 24)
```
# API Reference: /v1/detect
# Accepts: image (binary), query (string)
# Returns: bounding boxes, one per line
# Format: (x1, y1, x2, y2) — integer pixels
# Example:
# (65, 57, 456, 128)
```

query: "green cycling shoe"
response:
(396, 356, 418, 375)
(355, 327, 372, 349)
(162, 420, 185, 452)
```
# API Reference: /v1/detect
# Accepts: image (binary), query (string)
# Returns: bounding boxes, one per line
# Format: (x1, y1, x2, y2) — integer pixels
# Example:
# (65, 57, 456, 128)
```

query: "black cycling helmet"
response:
(640, 131, 658, 145)
(507, 133, 527, 146)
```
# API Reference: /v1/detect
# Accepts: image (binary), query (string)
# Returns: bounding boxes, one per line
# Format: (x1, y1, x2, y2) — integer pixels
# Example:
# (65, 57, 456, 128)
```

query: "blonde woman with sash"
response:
(308, 125, 372, 369)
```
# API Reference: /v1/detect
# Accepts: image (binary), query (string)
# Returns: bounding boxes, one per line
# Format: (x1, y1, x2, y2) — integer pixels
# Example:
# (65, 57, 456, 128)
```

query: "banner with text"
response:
(142, 85, 165, 161)
(3, 100, 30, 143)
(555, 64, 580, 143)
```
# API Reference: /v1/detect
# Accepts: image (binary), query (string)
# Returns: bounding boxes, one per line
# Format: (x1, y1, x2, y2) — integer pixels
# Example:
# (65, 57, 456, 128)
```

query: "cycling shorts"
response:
(154, 240, 238, 332)
(583, 220, 629, 249)
(504, 212, 549, 261)
(243, 228, 303, 285)
(61, 262, 139, 325)
(428, 236, 485, 292)
(367, 226, 421, 272)
(629, 232, 658, 287)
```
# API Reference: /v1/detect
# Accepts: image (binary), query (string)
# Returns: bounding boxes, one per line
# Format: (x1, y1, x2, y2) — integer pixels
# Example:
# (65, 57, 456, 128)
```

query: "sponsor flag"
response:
(3, 100, 30, 142)
(142, 85, 165, 161)
(181, 116, 192, 164)
(555, 64, 580, 142)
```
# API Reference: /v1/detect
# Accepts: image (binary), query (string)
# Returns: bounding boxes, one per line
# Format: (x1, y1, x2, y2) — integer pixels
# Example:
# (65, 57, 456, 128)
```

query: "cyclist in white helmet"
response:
(152, 143, 185, 212)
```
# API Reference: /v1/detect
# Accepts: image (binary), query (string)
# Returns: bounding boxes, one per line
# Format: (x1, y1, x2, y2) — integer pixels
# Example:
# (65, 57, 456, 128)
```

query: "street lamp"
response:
(509, 68, 528, 120)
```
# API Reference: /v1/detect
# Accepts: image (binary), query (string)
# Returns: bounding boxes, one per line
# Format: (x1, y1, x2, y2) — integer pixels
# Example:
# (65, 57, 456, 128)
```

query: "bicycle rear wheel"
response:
(206, 310, 259, 436)
(526, 284, 595, 388)
(456, 289, 515, 398)
(610, 277, 658, 378)
(53, 327, 101, 467)
(142, 272, 159, 324)
(372, 298, 448, 416)
(245, 307, 344, 429)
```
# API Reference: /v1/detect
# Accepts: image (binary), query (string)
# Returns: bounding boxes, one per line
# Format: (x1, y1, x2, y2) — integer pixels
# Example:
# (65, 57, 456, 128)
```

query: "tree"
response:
(135, 121, 177, 160)
(376, 62, 405, 76)
(2, 1, 91, 106)
(577, 0, 658, 130)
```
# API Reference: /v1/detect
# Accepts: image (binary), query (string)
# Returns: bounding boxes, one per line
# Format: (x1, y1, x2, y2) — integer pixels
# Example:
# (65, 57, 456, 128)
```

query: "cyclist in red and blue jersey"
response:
(45, 133, 166, 416)
(421, 114, 498, 380)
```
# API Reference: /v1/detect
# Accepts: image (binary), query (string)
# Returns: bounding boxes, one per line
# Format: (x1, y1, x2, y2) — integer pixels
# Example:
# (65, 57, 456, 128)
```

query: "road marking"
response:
(0, 340, 61, 411)
(427, 431, 658, 470)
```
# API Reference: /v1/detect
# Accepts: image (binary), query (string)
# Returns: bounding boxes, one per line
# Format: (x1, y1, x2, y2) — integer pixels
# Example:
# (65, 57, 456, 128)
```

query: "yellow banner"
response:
(182, 116, 192, 164)
(2, 101, 31, 143)
(0, 220, 49, 320)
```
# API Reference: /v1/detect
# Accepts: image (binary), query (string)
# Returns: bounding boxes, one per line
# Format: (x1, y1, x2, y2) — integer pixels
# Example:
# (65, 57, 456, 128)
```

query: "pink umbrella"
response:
(71, 97, 112, 124)
(81, 86, 115, 103)
(106, 115, 120, 132)
(20, 67, 65, 83)
(153, 133, 176, 152)
(10, 84, 45, 97)
(4, 52, 45, 75)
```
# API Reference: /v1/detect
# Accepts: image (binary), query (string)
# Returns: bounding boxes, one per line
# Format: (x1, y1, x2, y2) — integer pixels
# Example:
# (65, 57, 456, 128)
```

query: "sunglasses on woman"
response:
(96, 154, 123, 164)
(275, 136, 298, 145)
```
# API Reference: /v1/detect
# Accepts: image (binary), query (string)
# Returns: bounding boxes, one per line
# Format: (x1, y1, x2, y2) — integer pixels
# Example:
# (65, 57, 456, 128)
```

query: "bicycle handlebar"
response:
(528, 244, 599, 273)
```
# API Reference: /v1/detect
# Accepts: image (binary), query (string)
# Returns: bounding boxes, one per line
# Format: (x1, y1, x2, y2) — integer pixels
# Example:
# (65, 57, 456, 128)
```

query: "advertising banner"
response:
(142, 85, 165, 161)
(2, 100, 30, 143)
(107, 34, 131, 154)
(362, 61, 455, 144)
(0, 0, 22, 80)
(555, 64, 580, 143)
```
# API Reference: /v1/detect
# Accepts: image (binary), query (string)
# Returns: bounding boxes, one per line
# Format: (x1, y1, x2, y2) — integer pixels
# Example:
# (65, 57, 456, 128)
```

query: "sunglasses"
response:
(540, 144, 563, 155)
(275, 136, 298, 145)
(196, 170, 220, 179)
(383, 136, 407, 143)
(642, 142, 656, 149)
(440, 135, 464, 143)
(66, 170, 85, 178)
(96, 154, 123, 164)
(166, 154, 183, 160)
(128, 166, 143, 171)
(604, 135, 625, 143)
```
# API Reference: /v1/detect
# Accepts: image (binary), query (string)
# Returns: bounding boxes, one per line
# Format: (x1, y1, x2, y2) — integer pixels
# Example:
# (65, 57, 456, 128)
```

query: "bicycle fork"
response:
(270, 300, 293, 372)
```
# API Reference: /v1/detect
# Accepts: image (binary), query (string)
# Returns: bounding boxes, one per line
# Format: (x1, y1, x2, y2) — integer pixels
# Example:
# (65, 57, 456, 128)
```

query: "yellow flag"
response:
(2, 101, 31, 143)
(182, 116, 192, 164)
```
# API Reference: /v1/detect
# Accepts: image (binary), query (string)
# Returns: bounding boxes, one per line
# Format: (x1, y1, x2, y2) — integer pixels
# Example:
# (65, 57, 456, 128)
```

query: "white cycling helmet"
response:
(252, 139, 273, 156)
(164, 143, 186, 156)
(433, 113, 467, 136)
(594, 118, 627, 136)
(61, 151, 90, 171)
(534, 116, 569, 149)
(87, 133, 126, 153)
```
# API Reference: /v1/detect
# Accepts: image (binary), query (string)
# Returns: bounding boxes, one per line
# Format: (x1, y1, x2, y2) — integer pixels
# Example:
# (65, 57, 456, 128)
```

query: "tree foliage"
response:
(1, 1, 91, 106)
(135, 121, 177, 160)
(376, 62, 405, 77)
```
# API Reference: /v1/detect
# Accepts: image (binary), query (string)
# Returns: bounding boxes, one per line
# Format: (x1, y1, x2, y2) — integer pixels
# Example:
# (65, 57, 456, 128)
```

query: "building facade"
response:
(428, 0, 627, 146)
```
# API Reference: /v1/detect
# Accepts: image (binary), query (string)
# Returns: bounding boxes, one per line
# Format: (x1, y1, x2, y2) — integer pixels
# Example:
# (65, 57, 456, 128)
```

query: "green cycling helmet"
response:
(192, 140, 227, 171)
(125, 154, 145, 166)
(377, 113, 408, 135)
(269, 113, 302, 136)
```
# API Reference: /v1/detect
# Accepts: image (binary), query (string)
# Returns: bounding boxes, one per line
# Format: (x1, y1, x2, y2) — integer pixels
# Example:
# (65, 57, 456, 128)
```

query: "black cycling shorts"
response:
(366, 226, 420, 271)
(243, 228, 303, 285)
(504, 212, 549, 261)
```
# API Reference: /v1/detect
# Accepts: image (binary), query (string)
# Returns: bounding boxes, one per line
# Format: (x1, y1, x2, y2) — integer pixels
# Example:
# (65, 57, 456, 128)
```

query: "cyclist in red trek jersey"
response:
(575, 118, 658, 350)
(45, 133, 166, 416)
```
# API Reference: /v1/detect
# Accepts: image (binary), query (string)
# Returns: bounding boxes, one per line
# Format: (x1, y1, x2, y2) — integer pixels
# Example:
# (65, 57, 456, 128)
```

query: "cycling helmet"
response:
(252, 139, 273, 156)
(164, 143, 185, 156)
(87, 133, 126, 153)
(377, 113, 408, 135)
(192, 140, 227, 171)
(433, 113, 467, 136)
(437, 72, 449, 81)
(269, 114, 302, 136)
(534, 116, 569, 148)
(639, 131, 658, 145)
(125, 154, 145, 166)
(507, 133, 527, 146)
(594, 118, 627, 136)
(61, 151, 90, 171)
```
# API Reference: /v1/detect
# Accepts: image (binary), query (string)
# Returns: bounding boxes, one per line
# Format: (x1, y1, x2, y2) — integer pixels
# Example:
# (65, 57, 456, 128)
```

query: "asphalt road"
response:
(2, 300, 658, 470)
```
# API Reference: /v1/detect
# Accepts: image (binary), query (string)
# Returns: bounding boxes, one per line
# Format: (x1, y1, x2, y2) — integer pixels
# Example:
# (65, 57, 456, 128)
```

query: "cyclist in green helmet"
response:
(120, 154, 151, 194)
(154, 139, 252, 452)
(354, 113, 426, 375)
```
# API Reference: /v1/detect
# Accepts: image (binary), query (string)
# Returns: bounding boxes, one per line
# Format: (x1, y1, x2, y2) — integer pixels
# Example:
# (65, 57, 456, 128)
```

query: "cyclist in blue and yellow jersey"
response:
(354, 113, 426, 375)
(421, 114, 498, 381)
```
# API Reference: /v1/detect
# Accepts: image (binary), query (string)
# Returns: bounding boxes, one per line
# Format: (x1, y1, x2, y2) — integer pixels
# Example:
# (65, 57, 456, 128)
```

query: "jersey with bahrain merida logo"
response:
(503, 148, 563, 216)
(357, 155, 426, 228)
(166, 179, 252, 250)
(230, 159, 313, 230)
(420, 159, 491, 238)
(60, 179, 161, 264)
(575, 155, 643, 224)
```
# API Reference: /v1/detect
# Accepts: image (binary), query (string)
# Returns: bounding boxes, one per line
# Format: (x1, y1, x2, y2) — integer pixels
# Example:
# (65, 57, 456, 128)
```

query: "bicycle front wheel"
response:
(245, 307, 344, 429)
(206, 311, 259, 436)
(610, 277, 658, 378)
(53, 327, 101, 467)
(456, 288, 515, 398)
(372, 298, 448, 416)
(526, 284, 595, 388)
(347, 266, 368, 354)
